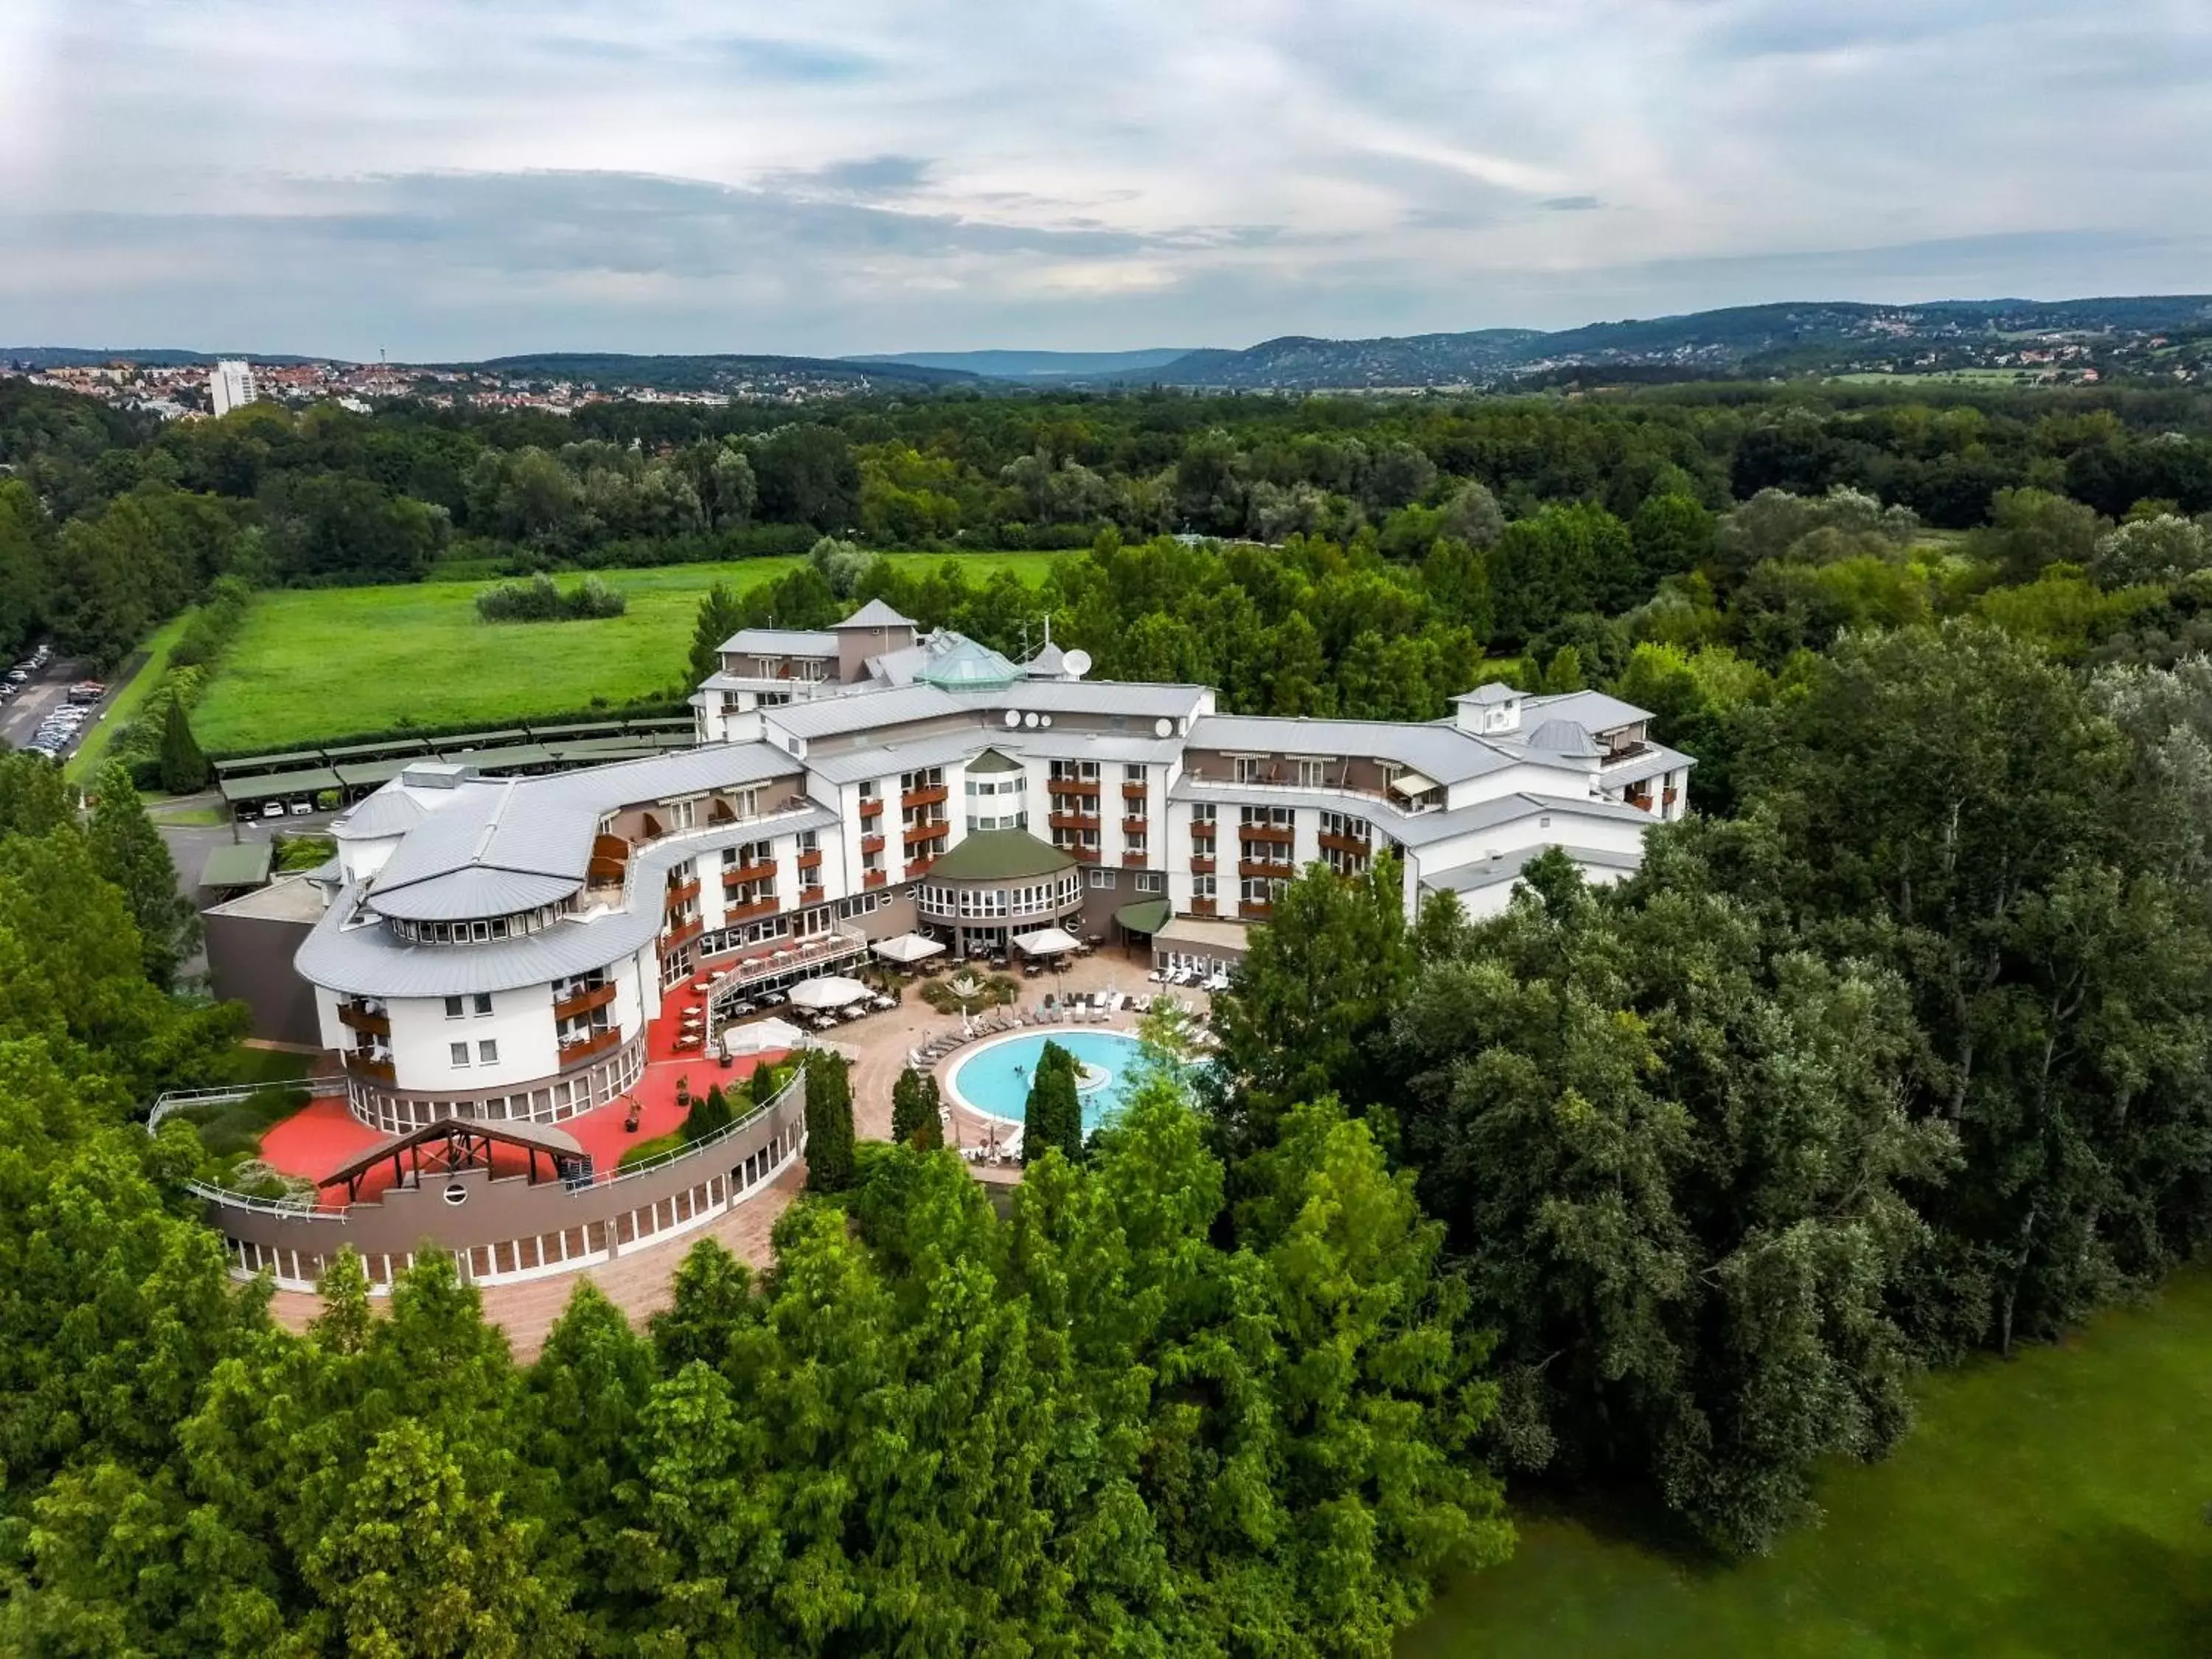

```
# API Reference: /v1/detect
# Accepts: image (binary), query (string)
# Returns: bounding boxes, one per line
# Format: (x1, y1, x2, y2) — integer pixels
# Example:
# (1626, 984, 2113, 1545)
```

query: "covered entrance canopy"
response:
(1013, 925, 1080, 957)
(872, 931, 946, 965)
(788, 974, 870, 1010)
(320, 1117, 587, 1203)
(1113, 897, 1172, 936)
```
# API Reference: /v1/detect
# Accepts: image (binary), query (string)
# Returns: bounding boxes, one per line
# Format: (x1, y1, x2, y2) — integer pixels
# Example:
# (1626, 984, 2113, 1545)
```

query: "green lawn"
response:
(190, 553, 1070, 752)
(66, 608, 196, 784)
(1401, 1271, 2212, 1658)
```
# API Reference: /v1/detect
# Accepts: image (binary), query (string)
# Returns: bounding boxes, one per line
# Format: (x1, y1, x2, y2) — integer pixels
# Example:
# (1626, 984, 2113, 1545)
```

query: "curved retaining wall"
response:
(193, 1073, 808, 1293)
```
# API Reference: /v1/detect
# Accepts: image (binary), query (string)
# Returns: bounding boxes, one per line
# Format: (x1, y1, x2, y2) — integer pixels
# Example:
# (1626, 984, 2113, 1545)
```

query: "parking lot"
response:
(1, 647, 109, 762)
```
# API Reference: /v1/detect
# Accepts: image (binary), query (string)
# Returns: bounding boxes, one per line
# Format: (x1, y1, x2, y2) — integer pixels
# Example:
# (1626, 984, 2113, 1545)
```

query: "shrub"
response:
(474, 573, 630, 623)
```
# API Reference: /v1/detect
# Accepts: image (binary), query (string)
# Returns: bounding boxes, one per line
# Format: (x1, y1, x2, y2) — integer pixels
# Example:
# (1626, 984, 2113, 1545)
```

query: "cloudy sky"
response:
(4, 0, 2208, 359)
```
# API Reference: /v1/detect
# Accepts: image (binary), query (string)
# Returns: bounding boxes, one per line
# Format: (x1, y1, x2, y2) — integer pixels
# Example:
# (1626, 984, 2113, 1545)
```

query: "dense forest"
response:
(5, 374, 2212, 673)
(8, 373, 2212, 1647)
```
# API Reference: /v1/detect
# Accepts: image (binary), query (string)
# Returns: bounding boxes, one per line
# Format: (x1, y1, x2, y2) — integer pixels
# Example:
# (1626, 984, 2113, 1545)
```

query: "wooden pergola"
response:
(321, 1117, 590, 1204)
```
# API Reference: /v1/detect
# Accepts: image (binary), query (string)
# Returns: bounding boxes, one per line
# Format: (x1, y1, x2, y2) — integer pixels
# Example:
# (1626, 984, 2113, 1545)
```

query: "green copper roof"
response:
(927, 830, 1074, 883)
(967, 748, 1024, 775)
(1114, 898, 1172, 934)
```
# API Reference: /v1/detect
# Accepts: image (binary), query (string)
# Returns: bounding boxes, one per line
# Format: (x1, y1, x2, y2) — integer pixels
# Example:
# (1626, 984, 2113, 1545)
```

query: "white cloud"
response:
(1, 0, 2207, 355)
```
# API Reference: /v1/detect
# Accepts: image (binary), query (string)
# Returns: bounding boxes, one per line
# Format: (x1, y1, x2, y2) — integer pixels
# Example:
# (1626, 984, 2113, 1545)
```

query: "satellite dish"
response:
(1004, 709, 1021, 728)
(1023, 712, 1040, 728)
(1063, 649, 1092, 679)
(1153, 717, 1172, 738)
(1039, 714, 1052, 728)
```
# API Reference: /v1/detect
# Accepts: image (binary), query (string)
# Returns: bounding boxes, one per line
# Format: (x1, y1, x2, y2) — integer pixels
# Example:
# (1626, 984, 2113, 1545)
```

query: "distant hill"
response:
(845, 347, 1197, 380)
(1129, 296, 2212, 389)
(460, 352, 978, 390)
(0, 347, 330, 368)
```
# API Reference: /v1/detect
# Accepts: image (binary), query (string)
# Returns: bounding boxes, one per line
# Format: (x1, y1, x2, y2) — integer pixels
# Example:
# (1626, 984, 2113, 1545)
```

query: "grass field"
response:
(190, 553, 1071, 753)
(66, 608, 195, 783)
(1399, 1270, 2212, 1658)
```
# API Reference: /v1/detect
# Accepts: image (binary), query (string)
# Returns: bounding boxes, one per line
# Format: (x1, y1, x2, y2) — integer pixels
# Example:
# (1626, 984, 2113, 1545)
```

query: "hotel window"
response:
(1190, 803, 1215, 829)
(1192, 874, 1217, 900)
(473, 992, 493, 1016)
(1125, 835, 1147, 858)
(1135, 872, 1164, 894)
(668, 796, 698, 831)
(444, 996, 464, 1018)
(1124, 763, 1147, 784)
(1295, 757, 1325, 788)
(1090, 869, 1115, 889)
(478, 1039, 499, 1065)
(449, 1042, 470, 1067)
(1234, 755, 1264, 785)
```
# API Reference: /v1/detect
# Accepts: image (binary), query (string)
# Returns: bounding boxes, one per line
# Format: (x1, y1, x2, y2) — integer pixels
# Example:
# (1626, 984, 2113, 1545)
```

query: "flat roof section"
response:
(333, 757, 419, 790)
(214, 749, 324, 776)
(322, 739, 433, 761)
(198, 841, 275, 889)
(218, 766, 342, 804)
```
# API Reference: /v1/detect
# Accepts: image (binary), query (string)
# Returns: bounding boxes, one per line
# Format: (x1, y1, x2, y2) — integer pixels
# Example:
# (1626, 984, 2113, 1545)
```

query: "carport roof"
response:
(218, 766, 341, 803)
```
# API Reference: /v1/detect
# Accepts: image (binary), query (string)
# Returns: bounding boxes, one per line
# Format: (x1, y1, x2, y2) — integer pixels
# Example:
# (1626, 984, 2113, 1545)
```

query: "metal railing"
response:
(148, 1074, 346, 1133)
(184, 1068, 807, 1216)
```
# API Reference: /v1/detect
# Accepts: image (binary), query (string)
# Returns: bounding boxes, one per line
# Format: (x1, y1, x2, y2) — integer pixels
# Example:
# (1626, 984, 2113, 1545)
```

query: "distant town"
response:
(0, 355, 900, 420)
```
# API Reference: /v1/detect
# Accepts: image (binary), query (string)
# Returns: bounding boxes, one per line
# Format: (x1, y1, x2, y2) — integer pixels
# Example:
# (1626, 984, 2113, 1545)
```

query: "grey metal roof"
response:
(1602, 742, 1695, 789)
(1421, 843, 1644, 894)
(835, 599, 914, 629)
(1186, 714, 1516, 785)
(1528, 719, 1602, 759)
(721, 627, 838, 656)
(766, 684, 966, 740)
(297, 802, 836, 998)
(332, 787, 428, 841)
(998, 679, 1208, 720)
(1024, 642, 1067, 678)
(1454, 683, 1523, 706)
(369, 867, 582, 923)
(1520, 689, 1649, 734)
(967, 747, 1024, 774)
(806, 731, 987, 785)
(1169, 776, 1645, 849)
(1396, 791, 1653, 849)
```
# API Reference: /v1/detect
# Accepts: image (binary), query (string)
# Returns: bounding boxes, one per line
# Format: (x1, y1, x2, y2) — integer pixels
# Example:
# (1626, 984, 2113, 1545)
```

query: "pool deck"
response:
(264, 947, 1207, 1358)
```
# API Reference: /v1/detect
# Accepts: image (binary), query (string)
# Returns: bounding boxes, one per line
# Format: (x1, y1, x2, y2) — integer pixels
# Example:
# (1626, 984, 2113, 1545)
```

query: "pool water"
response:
(948, 1030, 1147, 1131)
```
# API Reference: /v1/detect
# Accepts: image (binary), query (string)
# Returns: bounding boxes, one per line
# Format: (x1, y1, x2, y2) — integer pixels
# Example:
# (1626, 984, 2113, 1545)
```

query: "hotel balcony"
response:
(725, 895, 779, 923)
(900, 785, 948, 810)
(1239, 900, 1275, 921)
(1048, 810, 1101, 832)
(1121, 852, 1149, 869)
(586, 832, 630, 886)
(1189, 855, 1216, 874)
(1045, 776, 1100, 798)
(903, 819, 947, 849)
(1122, 781, 1149, 801)
(905, 857, 936, 880)
(860, 832, 886, 855)
(796, 847, 823, 872)
(858, 796, 884, 820)
(551, 981, 616, 1023)
(864, 869, 888, 889)
(1191, 897, 1217, 917)
(721, 859, 776, 888)
(664, 877, 701, 908)
(1239, 859, 1295, 880)
(801, 884, 825, 905)
(1318, 832, 1372, 857)
(1061, 846, 1100, 864)
(660, 916, 703, 954)
(1239, 823, 1295, 846)
(342, 1049, 395, 1085)
(338, 1000, 390, 1037)
(557, 1026, 622, 1068)
(1121, 815, 1148, 836)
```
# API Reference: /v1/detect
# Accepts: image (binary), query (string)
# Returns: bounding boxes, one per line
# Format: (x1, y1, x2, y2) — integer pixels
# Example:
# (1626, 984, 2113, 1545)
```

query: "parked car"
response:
(4, 670, 27, 684)
(290, 799, 315, 815)
(261, 801, 285, 818)
(67, 682, 105, 703)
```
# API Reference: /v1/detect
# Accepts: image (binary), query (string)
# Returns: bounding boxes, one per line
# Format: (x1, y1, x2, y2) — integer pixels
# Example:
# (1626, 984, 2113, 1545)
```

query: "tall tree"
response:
(686, 580, 745, 689)
(803, 1046, 857, 1192)
(1023, 1039, 1083, 1164)
(85, 761, 199, 990)
(156, 696, 211, 793)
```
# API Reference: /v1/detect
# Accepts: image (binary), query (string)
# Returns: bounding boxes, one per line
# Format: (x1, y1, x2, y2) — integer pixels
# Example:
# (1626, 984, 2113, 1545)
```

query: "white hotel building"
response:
(296, 601, 1690, 1133)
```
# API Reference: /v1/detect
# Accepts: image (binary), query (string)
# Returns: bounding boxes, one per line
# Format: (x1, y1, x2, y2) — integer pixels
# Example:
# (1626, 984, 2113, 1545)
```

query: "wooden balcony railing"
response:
(1191, 897, 1217, 917)
(1063, 846, 1100, 864)
(1189, 855, 1216, 875)
(664, 878, 701, 908)
(1048, 811, 1100, 832)
(342, 1049, 394, 1085)
(1318, 832, 1372, 857)
(725, 897, 779, 923)
(905, 857, 935, 880)
(900, 785, 948, 810)
(552, 981, 616, 1023)
(1046, 776, 1100, 797)
(1239, 859, 1295, 880)
(1239, 824, 1295, 846)
(801, 884, 825, 905)
(1239, 900, 1275, 921)
(863, 869, 888, 889)
(1121, 852, 1149, 869)
(1120, 815, 1147, 835)
(858, 796, 884, 820)
(338, 1001, 389, 1037)
(796, 847, 823, 871)
(721, 860, 776, 887)
(586, 832, 630, 885)
(903, 820, 947, 849)
(558, 1026, 622, 1068)
(660, 916, 703, 954)
(1122, 781, 1149, 801)
(860, 832, 886, 855)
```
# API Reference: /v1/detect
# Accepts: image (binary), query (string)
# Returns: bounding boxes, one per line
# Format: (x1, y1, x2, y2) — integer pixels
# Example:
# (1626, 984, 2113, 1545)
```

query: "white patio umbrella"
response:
(872, 932, 947, 965)
(787, 974, 870, 1010)
(1013, 925, 1080, 957)
(721, 1016, 808, 1058)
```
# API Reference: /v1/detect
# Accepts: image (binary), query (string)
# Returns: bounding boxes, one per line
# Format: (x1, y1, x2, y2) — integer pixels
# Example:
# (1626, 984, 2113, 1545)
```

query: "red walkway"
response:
(257, 980, 787, 1208)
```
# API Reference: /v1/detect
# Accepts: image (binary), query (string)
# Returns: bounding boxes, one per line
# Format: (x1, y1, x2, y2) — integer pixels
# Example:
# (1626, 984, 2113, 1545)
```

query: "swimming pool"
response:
(947, 1030, 1147, 1132)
